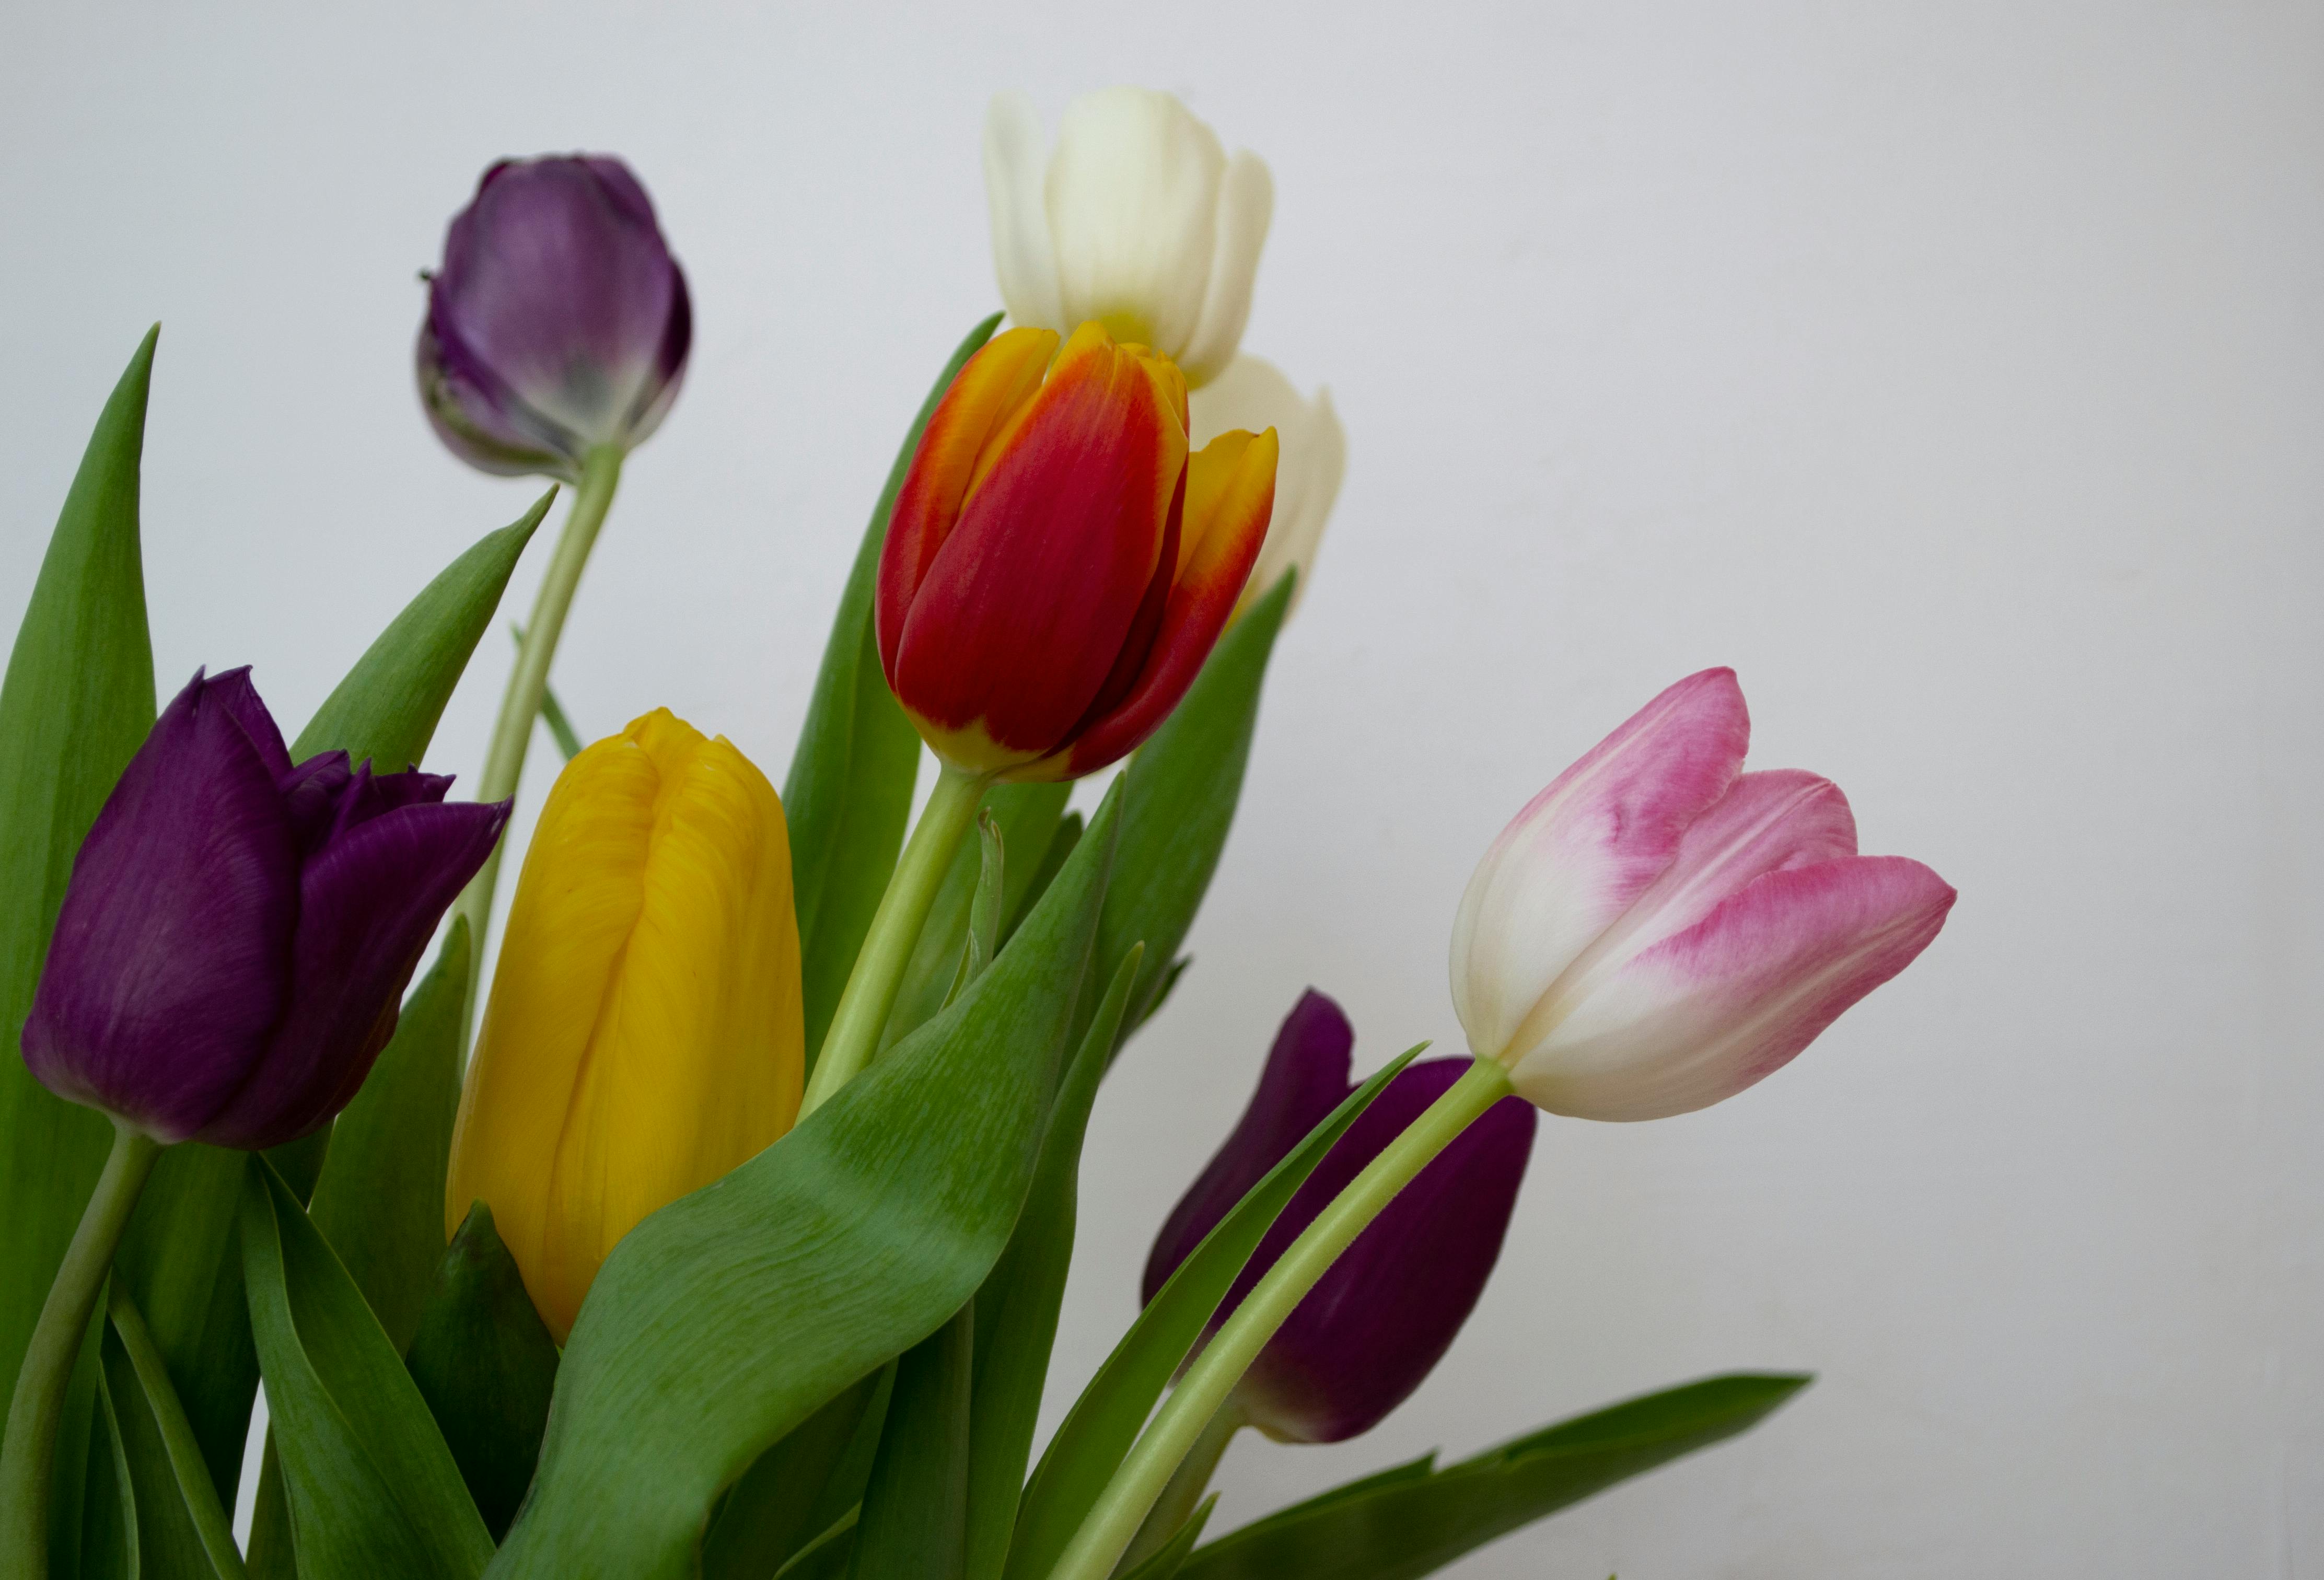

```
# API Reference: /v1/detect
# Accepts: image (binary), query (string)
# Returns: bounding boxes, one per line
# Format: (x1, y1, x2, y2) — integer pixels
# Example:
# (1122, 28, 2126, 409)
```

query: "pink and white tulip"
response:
(1449, 669, 1955, 1121)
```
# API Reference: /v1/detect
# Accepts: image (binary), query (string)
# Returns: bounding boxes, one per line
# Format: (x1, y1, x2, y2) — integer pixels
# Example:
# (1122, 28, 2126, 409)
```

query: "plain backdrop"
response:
(5, 4, 2321, 1575)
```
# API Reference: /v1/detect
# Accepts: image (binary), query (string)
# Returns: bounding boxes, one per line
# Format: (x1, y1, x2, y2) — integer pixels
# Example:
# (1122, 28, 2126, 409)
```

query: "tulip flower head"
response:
(417, 155, 691, 482)
(1190, 354, 1346, 618)
(1451, 669, 1956, 1121)
(1145, 991, 1535, 1444)
(22, 669, 507, 1150)
(985, 88, 1272, 388)
(878, 321, 1276, 781)
(445, 709, 804, 1341)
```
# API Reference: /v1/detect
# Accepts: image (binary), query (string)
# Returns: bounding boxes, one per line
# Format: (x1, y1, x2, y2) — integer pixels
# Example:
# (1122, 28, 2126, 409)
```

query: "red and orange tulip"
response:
(877, 321, 1277, 782)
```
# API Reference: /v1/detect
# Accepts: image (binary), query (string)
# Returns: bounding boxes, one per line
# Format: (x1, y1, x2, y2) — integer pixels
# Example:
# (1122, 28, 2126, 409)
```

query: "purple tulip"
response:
(22, 669, 508, 1151)
(1144, 990, 1536, 1444)
(416, 155, 692, 481)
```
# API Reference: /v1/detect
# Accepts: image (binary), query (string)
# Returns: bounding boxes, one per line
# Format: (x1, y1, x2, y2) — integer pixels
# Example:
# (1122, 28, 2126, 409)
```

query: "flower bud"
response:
(1144, 991, 1535, 1444)
(417, 155, 692, 482)
(1450, 668, 1957, 1121)
(985, 88, 1273, 388)
(1189, 354, 1346, 618)
(444, 709, 804, 1341)
(878, 322, 1276, 781)
(22, 669, 507, 1149)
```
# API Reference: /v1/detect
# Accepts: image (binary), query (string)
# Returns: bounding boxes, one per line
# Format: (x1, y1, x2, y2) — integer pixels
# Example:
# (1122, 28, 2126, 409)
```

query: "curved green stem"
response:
(106, 1285, 248, 1578)
(0, 1120, 164, 1574)
(1117, 1400, 1242, 1574)
(452, 444, 624, 1040)
(800, 764, 990, 1118)
(1047, 1058, 1515, 1580)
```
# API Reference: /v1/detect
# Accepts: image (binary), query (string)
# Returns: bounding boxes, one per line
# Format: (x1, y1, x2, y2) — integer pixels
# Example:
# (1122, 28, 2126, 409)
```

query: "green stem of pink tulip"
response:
(800, 764, 993, 1118)
(0, 1120, 164, 1576)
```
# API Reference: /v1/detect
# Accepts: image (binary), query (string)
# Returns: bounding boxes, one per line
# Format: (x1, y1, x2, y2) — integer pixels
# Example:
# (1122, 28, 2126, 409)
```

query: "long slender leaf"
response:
(404, 1204, 560, 1542)
(788, 315, 1001, 1070)
(1002, 1034, 1423, 1580)
(1177, 1375, 1811, 1580)
(962, 946, 1143, 1580)
(775, 1512, 859, 1580)
(849, 1307, 973, 1579)
(1119, 1494, 1218, 1580)
(100, 1292, 246, 1578)
(489, 781, 1123, 1580)
(0, 328, 158, 1426)
(701, 1367, 891, 1580)
(1091, 574, 1292, 1060)
(240, 1158, 492, 1579)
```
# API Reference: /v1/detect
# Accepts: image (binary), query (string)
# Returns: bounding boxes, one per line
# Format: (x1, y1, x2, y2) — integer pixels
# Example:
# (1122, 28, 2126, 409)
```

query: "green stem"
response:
(0, 1120, 164, 1574)
(106, 1285, 248, 1578)
(1047, 1058, 1514, 1580)
(1116, 1400, 1242, 1574)
(799, 764, 990, 1118)
(452, 444, 624, 1040)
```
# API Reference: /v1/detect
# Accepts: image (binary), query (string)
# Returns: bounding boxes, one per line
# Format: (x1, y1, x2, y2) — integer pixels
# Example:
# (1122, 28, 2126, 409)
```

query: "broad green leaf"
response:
(0, 328, 158, 1427)
(109, 498, 550, 1516)
(489, 782, 1123, 1580)
(789, 315, 1000, 1071)
(404, 1203, 560, 1541)
(1176, 1375, 1811, 1580)
(100, 1290, 245, 1578)
(240, 1158, 492, 1579)
(849, 1306, 973, 1579)
(700, 1367, 891, 1580)
(1119, 1494, 1218, 1580)
(962, 946, 1142, 1580)
(1002, 1034, 1423, 1580)
(1091, 574, 1292, 1061)
(885, 783, 1069, 1053)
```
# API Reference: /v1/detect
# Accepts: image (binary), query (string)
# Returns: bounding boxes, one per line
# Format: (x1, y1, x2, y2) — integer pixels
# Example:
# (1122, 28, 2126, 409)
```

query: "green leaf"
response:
(700, 1367, 892, 1580)
(944, 811, 1008, 1006)
(1000, 812, 1080, 950)
(1176, 1375, 1811, 1580)
(773, 1511, 857, 1580)
(849, 1305, 973, 1579)
(788, 315, 1001, 1071)
(0, 328, 159, 1432)
(404, 1203, 560, 1542)
(887, 784, 1069, 1052)
(1092, 574, 1292, 1061)
(1002, 1035, 1423, 1580)
(1119, 1494, 1218, 1580)
(489, 781, 1123, 1580)
(962, 945, 1143, 1580)
(100, 1290, 245, 1578)
(239, 1158, 492, 1579)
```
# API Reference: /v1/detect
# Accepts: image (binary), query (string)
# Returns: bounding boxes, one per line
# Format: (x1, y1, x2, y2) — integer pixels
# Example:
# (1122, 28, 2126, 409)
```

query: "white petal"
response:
(1046, 87, 1225, 360)
(983, 91, 1065, 332)
(1178, 150, 1274, 386)
(1191, 355, 1345, 617)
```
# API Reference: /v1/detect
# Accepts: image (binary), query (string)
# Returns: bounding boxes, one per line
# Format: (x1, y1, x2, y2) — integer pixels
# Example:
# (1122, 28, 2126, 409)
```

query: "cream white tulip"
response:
(984, 87, 1273, 388)
(1191, 354, 1345, 616)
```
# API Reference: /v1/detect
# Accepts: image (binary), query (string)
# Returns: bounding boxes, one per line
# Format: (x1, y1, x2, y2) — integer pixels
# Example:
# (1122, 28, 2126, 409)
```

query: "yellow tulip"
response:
(445, 708, 804, 1341)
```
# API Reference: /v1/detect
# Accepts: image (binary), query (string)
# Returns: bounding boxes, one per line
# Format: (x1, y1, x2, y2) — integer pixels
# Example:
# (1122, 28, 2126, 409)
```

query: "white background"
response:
(6, 4, 2321, 1575)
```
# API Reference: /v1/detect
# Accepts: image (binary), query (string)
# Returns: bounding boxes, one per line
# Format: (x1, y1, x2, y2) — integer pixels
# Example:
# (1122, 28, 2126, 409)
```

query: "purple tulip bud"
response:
(416, 155, 692, 481)
(22, 669, 508, 1151)
(1145, 990, 1536, 1444)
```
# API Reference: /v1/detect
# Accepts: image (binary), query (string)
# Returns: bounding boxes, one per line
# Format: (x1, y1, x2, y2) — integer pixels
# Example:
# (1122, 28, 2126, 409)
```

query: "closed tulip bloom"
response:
(1189, 354, 1346, 618)
(1450, 669, 1957, 1122)
(445, 709, 804, 1341)
(985, 88, 1272, 388)
(1145, 991, 1535, 1444)
(417, 155, 691, 481)
(22, 669, 507, 1149)
(877, 321, 1276, 781)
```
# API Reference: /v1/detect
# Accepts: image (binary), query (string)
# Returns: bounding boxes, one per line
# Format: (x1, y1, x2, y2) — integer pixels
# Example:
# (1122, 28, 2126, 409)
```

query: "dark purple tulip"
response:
(1145, 990, 1536, 1444)
(417, 155, 691, 481)
(22, 669, 508, 1151)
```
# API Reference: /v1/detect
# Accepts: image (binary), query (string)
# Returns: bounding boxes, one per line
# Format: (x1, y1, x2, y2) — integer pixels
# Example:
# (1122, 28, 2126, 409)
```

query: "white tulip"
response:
(984, 88, 1273, 388)
(1190, 355, 1346, 617)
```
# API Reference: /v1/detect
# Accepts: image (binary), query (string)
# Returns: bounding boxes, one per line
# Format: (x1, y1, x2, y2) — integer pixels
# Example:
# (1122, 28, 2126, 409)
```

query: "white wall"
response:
(5, 4, 2320, 1574)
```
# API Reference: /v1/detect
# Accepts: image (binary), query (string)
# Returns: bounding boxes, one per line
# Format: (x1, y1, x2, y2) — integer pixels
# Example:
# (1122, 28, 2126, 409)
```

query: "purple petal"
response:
(196, 798, 508, 1149)
(22, 670, 299, 1142)
(278, 751, 354, 851)
(202, 666, 294, 779)
(1143, 990, 1354, 1303)
(1231, 1059, 1537, 1443)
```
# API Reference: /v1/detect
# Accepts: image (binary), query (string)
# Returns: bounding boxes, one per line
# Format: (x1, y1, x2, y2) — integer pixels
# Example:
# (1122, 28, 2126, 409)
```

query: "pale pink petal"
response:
(1505, 855, 1956, 1120)
(1450, 669, 1750, 1063)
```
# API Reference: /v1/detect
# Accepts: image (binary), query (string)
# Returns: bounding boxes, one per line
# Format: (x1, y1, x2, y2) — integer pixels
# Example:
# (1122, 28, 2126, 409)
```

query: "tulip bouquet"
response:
(0, 87, 1954, 1580)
